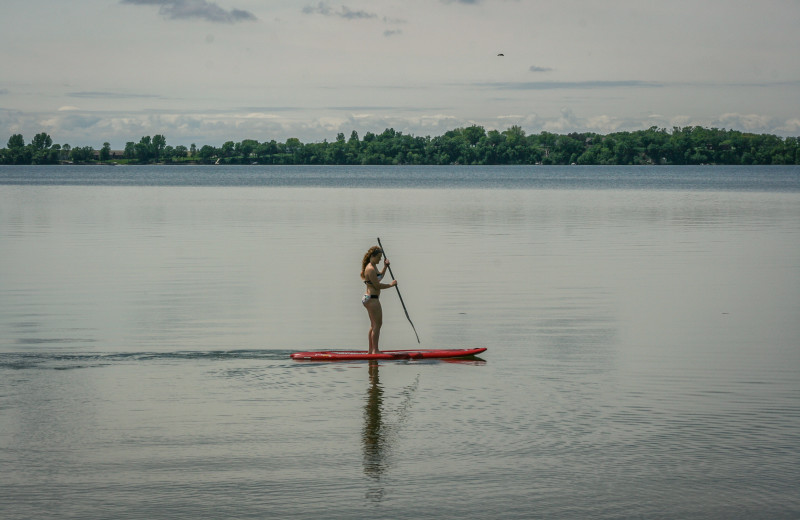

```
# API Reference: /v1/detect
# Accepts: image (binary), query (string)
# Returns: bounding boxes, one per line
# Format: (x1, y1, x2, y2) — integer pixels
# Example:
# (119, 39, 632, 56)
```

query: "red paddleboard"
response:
(290, 347, 486, 361)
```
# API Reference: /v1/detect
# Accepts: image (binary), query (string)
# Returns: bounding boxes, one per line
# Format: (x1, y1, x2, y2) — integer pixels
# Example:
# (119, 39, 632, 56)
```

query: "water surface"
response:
(2, 166, 799, 519)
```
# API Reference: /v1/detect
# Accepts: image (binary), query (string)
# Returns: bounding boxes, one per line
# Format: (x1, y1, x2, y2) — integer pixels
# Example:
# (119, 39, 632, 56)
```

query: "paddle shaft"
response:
(377, 237, 420, 344)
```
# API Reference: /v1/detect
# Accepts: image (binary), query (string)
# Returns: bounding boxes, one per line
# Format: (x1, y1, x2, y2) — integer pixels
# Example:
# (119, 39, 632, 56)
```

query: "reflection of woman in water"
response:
(362, 363, 420, 502)
(363, 361, 385, 484)
(361, 246, 397, 354)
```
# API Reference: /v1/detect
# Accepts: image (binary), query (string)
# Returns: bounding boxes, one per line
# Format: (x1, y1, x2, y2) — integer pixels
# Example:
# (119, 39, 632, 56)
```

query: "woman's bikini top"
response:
(364, 273, 384, 286)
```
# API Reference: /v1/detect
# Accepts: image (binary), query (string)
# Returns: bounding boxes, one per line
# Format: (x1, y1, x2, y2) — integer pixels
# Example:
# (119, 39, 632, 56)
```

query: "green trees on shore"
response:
(2, 125, 799, 166)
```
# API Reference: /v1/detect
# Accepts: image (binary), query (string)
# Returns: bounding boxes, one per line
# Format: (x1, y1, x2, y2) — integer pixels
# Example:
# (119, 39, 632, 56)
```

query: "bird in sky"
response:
(497, 53, 504, 56)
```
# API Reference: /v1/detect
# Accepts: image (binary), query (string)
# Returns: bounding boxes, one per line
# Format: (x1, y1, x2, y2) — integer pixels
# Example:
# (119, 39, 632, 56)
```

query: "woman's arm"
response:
(379, 259, 396, 288)
(367, 265, 396, 290)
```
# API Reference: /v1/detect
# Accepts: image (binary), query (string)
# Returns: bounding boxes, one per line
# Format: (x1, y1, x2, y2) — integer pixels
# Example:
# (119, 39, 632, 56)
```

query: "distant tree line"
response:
(2, 126, 799, 166)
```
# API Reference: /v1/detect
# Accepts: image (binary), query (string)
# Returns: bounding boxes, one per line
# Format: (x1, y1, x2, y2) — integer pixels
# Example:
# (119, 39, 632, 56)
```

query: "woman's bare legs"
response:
(364, 299, 383, 354)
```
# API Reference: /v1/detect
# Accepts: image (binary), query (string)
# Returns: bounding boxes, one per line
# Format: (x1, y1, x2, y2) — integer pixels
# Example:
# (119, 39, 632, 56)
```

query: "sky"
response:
(2, 0, 800, 148)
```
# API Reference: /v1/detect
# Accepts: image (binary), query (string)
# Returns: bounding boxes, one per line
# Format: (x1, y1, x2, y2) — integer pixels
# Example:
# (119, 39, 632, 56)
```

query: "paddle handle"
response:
(377, 237, 420, 344)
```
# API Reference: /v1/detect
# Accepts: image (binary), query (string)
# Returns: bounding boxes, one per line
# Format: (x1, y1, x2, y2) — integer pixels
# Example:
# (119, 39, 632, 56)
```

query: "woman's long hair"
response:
(361, 246, 382, 280)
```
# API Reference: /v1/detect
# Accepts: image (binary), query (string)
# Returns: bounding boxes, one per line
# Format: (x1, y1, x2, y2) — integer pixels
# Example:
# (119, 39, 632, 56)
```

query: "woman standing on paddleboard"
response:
(361, 246, 397, 354)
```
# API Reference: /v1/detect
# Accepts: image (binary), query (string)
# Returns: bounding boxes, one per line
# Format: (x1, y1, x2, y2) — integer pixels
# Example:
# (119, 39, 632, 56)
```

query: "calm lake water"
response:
(2, 165, 799, 519)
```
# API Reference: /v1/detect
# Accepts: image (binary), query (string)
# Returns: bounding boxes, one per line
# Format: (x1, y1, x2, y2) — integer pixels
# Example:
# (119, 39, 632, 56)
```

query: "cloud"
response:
(776, 119, 800, 134)
(587, 114, 623, 131)
(68, 91, 162, 100)
(339, 6, 377, 20)
(714, 113, 775, 133)
(120, 0, 257, 24)
(302, 2, 377, 20)
(301, 2, 332, 15)
(302, 2, 403, 36)
(477, 80, 663, 90)
(529, 66, 553, 73)
(540, 107, 580, 132)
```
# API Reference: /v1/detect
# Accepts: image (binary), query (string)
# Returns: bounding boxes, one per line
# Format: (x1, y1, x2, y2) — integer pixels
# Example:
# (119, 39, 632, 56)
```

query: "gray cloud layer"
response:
(302, 2, 377, 20)
(301, 2, 406, 36)
(476, 80, 664, 90)
(121, 0, 257, 24)
(68, 91, 162, 100)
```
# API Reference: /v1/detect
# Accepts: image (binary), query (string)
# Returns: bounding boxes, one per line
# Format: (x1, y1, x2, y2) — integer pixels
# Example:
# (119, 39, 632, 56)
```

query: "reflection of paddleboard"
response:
(290, 347, 487, 361)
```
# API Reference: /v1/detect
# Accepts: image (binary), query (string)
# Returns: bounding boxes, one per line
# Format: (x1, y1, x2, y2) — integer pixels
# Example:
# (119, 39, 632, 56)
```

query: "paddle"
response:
(377, 237, 420, 344)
